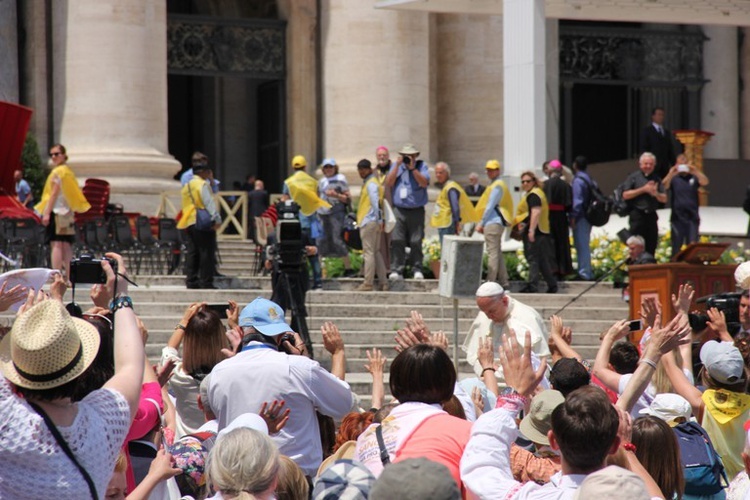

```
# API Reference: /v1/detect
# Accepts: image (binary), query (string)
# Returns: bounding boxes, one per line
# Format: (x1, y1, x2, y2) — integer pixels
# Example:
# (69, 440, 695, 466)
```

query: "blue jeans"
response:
(438, 226, 456, 246)
(573, 217, 592, 280)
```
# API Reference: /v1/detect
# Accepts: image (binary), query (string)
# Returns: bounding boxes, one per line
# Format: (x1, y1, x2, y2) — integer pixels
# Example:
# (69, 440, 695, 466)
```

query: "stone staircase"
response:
(12, 240, 629, 407)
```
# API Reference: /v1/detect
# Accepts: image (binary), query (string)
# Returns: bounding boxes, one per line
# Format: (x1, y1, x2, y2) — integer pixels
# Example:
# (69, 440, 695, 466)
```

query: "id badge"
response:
(399, 186, 408, 199)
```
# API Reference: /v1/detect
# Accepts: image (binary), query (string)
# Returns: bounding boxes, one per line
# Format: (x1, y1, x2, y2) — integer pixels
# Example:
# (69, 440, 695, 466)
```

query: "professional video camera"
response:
(266, 200, 307, 270)
(693, 292, 742, 336)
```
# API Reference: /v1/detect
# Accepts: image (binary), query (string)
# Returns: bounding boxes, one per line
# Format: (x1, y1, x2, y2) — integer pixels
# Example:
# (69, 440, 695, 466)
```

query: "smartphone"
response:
(628, 319, 643, 331)
(206, 303, 228, 319)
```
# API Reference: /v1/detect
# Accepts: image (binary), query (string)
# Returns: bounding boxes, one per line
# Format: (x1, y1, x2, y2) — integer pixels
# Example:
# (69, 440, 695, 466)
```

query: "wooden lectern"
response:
(628, 243, 735, 342)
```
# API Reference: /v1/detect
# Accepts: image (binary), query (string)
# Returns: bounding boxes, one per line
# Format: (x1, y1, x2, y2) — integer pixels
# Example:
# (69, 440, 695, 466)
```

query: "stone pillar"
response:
(52, 0, 179, 211)
(503, 0, 546, 176)
(278, 0, 318, 170)
(18, 0, 50, 150)
(0, 0, 19, 103)
(741, 28, 750, 159)
(320, 0, 432, 182)
(701, 25, 739, 159)
(545, 18, 560, 163)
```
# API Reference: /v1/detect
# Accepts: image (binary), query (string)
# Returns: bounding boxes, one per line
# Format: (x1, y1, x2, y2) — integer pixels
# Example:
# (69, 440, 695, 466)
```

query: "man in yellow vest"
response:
(430, 162, 478, 244)
(356, 159, 388, 292)
(178, 162, 222, 289)
(475, 160, 514, 287)
(516, 171, 557, 293)
(283, 155, 324, 289)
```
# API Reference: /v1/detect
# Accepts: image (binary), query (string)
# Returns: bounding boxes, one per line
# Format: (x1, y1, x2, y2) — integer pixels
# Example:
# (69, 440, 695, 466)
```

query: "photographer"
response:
(207, 297, 355, 477)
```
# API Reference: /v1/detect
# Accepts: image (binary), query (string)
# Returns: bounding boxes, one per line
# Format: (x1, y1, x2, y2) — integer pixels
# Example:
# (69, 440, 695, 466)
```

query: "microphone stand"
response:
(552, 259, 628, 317)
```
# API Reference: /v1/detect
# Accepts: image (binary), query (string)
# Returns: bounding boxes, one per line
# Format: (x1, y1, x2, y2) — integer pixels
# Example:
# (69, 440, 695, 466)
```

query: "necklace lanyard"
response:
(241, 343, 276, 353)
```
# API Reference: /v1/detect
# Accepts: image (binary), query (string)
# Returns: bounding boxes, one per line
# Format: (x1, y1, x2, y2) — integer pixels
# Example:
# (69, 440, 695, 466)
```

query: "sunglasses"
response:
(521, 179, 534, 184)
(50, 152, 63, 157)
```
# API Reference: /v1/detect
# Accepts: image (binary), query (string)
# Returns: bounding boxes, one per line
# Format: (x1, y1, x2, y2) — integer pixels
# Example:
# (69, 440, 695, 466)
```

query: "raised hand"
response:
(646, 312, 691, 358)
(406, 310, 430, 341)
(222, 326, 243, 358)
(671, 283, 695, 315)
(471, 386, 485, 417)
(640, 296, 661, 329)
(321, 321, 345, 355)
(365, 348, 386, 376)
(394, 325, 424, 353)
(477, 336, 496, 371)
(601, 319, 630, 342)
(0, 282, 29, 312)
(226, 299, 239, 329)
(429, 330, 449, 351)
(259, 400, 290, 434)
(498, 329, 547, 397)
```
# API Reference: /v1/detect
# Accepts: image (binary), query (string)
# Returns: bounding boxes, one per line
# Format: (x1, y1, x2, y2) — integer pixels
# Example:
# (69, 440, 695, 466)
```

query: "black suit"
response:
(464, 183, 485, 198)
(744, 185, 750, 237)
(640, 124, 676, 178)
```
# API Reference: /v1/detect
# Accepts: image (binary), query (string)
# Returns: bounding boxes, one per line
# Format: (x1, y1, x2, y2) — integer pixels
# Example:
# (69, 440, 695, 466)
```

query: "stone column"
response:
(52, 0, 179, 211)
(545, 18, 560, 163)
(0, 0, 19, 103)
(503, 0, 546, 176)
(701, 25, 739, 159)
(320, 0, 432, 182)
(278, 0, 318, 170)
(741, 27, 750, 159)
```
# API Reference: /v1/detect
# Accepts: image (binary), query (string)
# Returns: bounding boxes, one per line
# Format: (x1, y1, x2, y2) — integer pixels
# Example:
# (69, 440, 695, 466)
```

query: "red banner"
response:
(0, 101, 33, 194)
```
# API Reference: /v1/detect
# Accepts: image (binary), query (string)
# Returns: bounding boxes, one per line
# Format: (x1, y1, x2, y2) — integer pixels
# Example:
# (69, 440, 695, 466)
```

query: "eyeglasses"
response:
(50, 152, 62, 157)
(521, 179, 534, 184)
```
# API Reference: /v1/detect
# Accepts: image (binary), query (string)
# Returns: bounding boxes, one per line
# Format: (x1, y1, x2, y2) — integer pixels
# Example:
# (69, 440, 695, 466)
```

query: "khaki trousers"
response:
(361, 222, 387, 286)
(484, 223, 509, 287)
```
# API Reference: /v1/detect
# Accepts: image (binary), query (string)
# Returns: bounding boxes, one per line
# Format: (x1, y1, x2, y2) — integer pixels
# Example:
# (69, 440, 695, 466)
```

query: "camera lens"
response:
(403, 157, 411, 166)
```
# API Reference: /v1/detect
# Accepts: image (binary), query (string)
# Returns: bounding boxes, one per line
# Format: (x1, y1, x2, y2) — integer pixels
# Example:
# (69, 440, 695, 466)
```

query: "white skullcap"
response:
(217, 412, 268, 441)
(476, 282, 506, 298)
(736, 261, 750, 290)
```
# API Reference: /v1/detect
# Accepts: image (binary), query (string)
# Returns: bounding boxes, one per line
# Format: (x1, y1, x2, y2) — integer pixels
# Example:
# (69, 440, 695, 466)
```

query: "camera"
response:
(70, 255, 117, 284)
(694, 292, 742, 336)
(403, 156, 411, 166)
(267, 201, 306, 270)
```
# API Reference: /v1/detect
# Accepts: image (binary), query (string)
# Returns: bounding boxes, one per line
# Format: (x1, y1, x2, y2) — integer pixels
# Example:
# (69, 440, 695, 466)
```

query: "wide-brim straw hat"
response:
(0, 300, 100, 390)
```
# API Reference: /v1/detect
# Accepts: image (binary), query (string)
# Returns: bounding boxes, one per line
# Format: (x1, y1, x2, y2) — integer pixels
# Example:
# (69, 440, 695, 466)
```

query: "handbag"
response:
(510, 221, 527, 241)
(187, 183, 214, 231)
(382, 199, 396, 234)
(28, 402, 98, 499)
(54, 211, 76, 236)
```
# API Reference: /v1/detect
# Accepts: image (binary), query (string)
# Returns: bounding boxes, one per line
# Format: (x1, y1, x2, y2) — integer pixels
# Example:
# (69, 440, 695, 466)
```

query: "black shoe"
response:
(312, 283, 323, 290)
(343, 269, 357, 278)
(518, 285, 537, 293)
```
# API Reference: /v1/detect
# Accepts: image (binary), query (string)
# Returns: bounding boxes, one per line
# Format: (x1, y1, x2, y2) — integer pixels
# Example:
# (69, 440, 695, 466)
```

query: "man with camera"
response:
(178, 162, 221, 289)
(622, 152, 667, 256)
(661, 154, 709, 257)
(386, 143, 430, 280)
(207, 297, 355, 477)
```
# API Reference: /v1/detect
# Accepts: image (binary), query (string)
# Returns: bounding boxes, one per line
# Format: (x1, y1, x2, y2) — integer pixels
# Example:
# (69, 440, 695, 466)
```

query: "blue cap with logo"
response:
(238, 297, 291, 337)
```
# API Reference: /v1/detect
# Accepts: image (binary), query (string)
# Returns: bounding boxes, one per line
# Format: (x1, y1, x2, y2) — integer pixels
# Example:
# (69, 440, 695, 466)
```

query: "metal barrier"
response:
(156, 190, 249, 241)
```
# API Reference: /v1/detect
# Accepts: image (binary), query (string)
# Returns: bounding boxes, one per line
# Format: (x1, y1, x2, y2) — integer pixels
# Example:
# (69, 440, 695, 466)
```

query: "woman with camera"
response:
(317, 158, 355, 277)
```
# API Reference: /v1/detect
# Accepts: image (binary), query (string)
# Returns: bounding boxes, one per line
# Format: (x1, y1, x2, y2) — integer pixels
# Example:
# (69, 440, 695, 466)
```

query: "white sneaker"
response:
(389, 272, 402, 280)
(413, 271, 424, 280)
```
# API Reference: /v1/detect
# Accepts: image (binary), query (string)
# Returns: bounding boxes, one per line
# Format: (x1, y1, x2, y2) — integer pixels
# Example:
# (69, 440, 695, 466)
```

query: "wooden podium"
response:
(628, 243, 735, 340)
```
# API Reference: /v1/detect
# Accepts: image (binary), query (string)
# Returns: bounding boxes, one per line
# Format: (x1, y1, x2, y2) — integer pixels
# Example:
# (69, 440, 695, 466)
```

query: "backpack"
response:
(613, 182, 632, 217)
(579, 176, 612, 227)
(341, 213, 362, 250)
(674, 421, 728, 496)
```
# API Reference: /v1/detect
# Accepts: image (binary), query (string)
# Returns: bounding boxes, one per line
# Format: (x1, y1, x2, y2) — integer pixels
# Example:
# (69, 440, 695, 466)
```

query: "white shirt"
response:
(463, 296, 550, 380)
(161, 346, 204, 438)
(207, 342, 355, 476)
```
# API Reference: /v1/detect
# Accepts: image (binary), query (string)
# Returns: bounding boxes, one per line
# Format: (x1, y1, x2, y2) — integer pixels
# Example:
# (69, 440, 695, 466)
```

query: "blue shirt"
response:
(481, 183, 506, 227)
(391, 160, 429, 209)
(571, 171, 592, 221)
(360, 174, 382, 228)
(182, 169, 220, 193)
(15, 179, 31, 206)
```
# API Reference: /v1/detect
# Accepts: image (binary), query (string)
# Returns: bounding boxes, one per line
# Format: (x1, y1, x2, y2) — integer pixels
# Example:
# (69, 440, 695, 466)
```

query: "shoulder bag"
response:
(187, 183, 214, 231)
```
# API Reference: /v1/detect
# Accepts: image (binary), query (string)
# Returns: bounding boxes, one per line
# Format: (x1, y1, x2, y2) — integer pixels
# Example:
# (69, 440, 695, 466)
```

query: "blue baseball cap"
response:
(322, 158, 337, 167)
(238, 297, 291, 336)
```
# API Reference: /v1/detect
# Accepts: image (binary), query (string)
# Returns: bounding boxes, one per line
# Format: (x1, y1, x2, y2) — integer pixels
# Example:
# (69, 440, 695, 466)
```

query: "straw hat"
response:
(0, 300, 100, 390)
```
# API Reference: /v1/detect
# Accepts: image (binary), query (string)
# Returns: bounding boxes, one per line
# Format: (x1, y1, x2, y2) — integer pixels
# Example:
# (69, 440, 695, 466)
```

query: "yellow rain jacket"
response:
(35, 165, 91, 214)
(430, 180, 479, 228)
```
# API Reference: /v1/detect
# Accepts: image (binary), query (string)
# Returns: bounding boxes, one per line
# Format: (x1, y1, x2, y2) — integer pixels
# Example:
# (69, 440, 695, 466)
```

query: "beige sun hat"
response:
(398, 143, 420, 156)
(0, 300, 100, 390)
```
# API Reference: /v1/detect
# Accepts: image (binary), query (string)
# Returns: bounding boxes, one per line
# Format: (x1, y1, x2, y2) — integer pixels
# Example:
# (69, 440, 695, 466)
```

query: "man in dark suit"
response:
(640, 106, 677, 179)
(464, 172, 486, 204)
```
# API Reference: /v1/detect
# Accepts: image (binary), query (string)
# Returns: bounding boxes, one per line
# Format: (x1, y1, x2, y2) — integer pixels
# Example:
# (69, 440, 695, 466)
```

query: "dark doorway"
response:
(569, 84, 628, 164)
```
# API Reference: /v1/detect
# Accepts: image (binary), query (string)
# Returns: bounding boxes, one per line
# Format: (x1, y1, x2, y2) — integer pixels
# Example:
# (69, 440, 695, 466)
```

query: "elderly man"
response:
(475, 160, 514, 287)
(386, 143, 430, 280)
(208, 297, 355, 477)
(626, 235, 656, 265)
(662, 154, 709, 257)
(464, 172, 485, 202)
(463, 282, 549, 381)
(622, 152, 667, 255)
(431, 162, 477, 244)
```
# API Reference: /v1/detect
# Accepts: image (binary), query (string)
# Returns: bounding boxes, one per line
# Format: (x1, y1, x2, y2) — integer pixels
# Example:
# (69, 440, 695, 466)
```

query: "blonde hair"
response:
(652, 349, 683, 395)
(207, 428, 279, 499)
(275, 455, 309, 500)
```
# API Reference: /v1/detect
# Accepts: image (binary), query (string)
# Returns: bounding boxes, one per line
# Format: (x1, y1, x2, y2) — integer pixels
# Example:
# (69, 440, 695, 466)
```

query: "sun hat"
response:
(291, 155, 307, 169)
(170, 436, 208, 495)
(485, 159, 501, 171)
(369, 458, 460, 500)
(700, 340, 745, 385)
(0, 300, 100, 390)
(321, 158, 337, 167)
(312, 459, 376, 500)
(398, 144, 420, 156)
(639, 393, 693, 426)
(519, 390, 565, 445)
(573, 465, 649, 499)
(238, 297, 292, 337)
(218, 412, 269, 440)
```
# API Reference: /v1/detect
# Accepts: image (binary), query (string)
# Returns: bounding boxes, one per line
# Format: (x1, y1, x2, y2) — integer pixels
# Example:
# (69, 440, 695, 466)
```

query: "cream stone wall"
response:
(0, 0, 19, 103)
(435, 13, 503, 182)
(320, 0, 433, 181)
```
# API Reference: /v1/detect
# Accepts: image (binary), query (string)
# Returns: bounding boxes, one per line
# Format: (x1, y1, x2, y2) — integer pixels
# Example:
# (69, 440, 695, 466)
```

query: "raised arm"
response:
(660, 344, 703, 417)
(167, 302, 204, 350)
(548, 315, 583, 362)
(365, 348, 386, 409)
(592, 320, 630, 391)
(101, 253, 146, 420)
(321, 321, 346, 381)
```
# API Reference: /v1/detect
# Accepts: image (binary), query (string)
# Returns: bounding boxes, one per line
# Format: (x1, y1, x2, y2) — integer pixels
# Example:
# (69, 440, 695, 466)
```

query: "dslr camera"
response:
(692, 292, 742, 336)
(70, 255, 117, 284)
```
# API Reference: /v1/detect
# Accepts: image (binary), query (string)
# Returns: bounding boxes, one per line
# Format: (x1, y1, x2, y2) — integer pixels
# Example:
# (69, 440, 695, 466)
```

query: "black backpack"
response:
(579, 176, 612, 227)
(613, 182, 633, 217)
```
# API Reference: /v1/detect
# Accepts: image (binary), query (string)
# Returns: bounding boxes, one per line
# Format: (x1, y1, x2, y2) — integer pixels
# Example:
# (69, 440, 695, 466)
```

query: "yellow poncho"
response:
(35, 165, 91, 214)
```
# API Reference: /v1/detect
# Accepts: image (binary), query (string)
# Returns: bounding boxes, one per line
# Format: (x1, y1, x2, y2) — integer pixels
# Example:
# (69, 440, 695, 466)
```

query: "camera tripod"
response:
(272, 264, 314, 358)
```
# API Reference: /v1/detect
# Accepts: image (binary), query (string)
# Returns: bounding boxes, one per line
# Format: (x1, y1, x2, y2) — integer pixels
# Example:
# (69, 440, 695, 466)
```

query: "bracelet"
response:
(481, 367, 495, 376)
(638, 358, 657, 370)
(622, 442, 637, 453)
(110, 295, 133, 313)
(175, 323, 186, 331)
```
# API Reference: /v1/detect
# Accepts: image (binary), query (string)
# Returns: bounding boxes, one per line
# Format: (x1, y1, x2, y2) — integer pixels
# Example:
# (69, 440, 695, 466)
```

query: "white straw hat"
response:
(0, 300, 100, 389)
